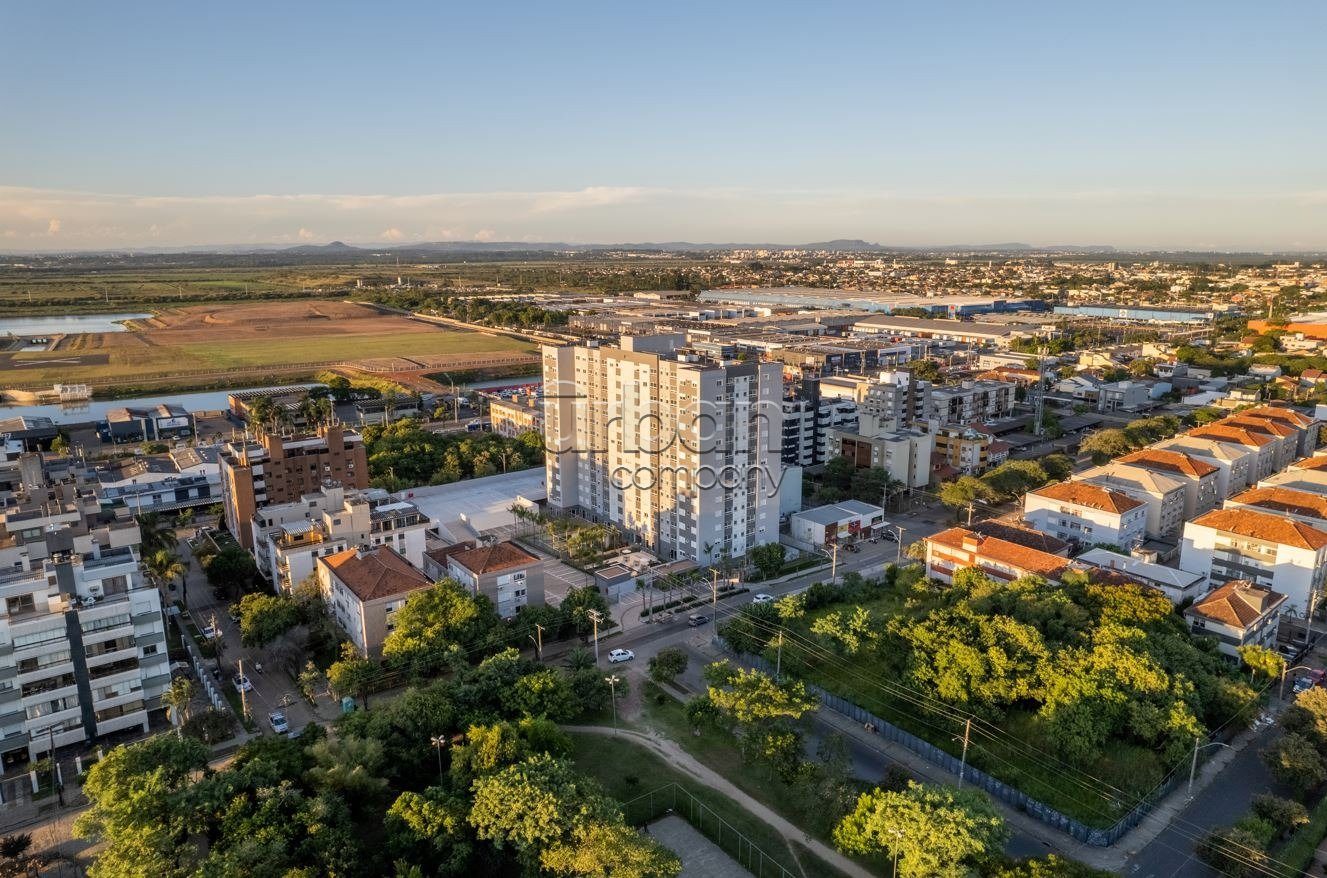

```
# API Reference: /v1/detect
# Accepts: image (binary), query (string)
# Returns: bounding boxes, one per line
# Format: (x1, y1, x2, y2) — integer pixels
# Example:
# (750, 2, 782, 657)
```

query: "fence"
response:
(620, 783, 798, 878)
(717, 638, 1184, 848)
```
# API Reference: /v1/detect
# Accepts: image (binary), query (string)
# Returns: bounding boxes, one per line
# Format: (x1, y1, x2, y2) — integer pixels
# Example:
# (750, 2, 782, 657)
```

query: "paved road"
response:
(177, 534, 336, 736)
(1124, 726, 1281, 878)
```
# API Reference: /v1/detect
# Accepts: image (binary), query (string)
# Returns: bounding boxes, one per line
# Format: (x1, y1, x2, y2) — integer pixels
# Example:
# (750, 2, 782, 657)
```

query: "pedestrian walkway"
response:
(563, 725, 874, 878)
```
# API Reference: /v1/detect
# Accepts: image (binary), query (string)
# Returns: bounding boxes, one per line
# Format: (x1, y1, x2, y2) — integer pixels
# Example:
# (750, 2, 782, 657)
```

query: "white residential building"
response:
(1075, 462, 1186, 539)
(929, 380, 1016, 425)
(1023, 482, 1147, 549)
(789, 500, 885, 547)
(1179, 508, 1327, 617)
(1116, 448, 1221, 520)
(0, 484, 168, 763)
(1224, 486, 1327, 528)
(1185, 581, 1287, 659)
(543, 337, 783, 564)
(1154, 436, 1258, 499)
(251, 484, 429, 592)
(1074, 547, 1207, 605)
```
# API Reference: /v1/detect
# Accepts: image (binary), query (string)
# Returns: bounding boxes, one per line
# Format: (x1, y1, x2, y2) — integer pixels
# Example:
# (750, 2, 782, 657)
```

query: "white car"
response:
(232, 674, 253, 693)
(752, 593, 775, 605)
(608, 648, 635, 664)
(200, 625, 222, 640)
(268, 710, 290, 735)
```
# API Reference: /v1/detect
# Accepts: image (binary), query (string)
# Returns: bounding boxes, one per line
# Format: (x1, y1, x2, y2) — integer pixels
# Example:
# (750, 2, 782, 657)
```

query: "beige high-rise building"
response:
(542, 337, 783, 565)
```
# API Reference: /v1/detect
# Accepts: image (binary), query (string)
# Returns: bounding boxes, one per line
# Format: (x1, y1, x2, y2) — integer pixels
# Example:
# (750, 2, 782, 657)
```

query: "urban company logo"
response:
(542, 383, 792, 496)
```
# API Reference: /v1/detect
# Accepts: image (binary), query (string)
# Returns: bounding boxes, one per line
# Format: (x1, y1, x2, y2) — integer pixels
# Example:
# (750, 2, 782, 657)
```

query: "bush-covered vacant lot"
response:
(721, 566, 1261, 828)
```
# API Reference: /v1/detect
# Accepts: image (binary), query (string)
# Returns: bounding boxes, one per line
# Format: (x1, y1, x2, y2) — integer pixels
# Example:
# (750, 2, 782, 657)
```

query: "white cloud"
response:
(0, 184, 1323, 251)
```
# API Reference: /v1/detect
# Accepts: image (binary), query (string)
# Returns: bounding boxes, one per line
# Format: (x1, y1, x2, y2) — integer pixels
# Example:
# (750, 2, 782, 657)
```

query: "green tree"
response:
(1079, 428, 1133, 464)
(204, 545, 258, 600)
(237, 592, 302, 647)
(386, 787, 473, 875)
(1260, 732, 1326, 795)
(1236, 644, 1284, 684)
(648, 647, 689, 684)
(1196, 826, 1270, 877)
(382, 579, 502, 676)
(833, 781, 1009, 878)
(147, 548, 187, 606)
(750, 542, 786, 579)
(1282, 686, 1327, 747)
(704, 661, 817, 725)
(162, 677, 195, 736)
(74, 735, 209, 878)
(938, 476, 997, 521)
(327, 642, 380, 710)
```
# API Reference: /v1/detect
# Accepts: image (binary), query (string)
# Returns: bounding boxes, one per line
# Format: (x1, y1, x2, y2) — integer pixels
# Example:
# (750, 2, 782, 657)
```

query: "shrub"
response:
(1250, 794, 1309, 838)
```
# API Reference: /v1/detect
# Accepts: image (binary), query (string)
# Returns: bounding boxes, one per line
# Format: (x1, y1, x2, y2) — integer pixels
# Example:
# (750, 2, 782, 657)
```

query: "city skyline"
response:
(3, 1, 1325, 251)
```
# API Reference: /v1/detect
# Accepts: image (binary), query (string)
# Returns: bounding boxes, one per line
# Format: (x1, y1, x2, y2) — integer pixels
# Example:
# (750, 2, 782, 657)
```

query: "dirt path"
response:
(564, 725, 872, 878)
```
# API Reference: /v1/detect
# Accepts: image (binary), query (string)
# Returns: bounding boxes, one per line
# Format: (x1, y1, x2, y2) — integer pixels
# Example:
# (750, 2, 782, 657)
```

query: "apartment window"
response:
(5, 594, 36, 616)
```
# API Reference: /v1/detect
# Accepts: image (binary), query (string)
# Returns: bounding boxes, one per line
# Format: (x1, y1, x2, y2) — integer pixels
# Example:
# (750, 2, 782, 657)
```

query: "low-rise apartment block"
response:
(445, 541, 543, 619)
(1184, 580, 1287, 659)
(1074, 547, 1207, 604)
(1075, 462, 1186, 539)
(317, 546, 432, 657)
(1224, 485, 1327, 528)
(488, 395, 544, 439)
(1023, 482, 1147, 550)
(1179, 508, 1327, 617)
(251, 485, 429, 593)
(1116, 448, 1221, 519)
(924, 526, 1071, 584)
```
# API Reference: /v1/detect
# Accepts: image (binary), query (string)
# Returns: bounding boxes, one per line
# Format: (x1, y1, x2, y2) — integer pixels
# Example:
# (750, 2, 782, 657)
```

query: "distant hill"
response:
(280, 240, 366, 255)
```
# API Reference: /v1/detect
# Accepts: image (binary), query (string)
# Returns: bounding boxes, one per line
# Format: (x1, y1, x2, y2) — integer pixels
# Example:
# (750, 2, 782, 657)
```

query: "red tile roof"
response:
(322, 546, 431, 602)
(1187, 580, 1286, 629)
(1188, 424, 1273, 448)
(448, 540, 539, 576)
(968, 520, 1071, 556)
(1241, 405, 1314, 429)
(1118, 448, 1219, 478)
(1028, 481, 1145, 514)
(1293, 456, 1327, 472)
(927, 527, 1071, 579)
(1229, 486, 1327, 521)
(1190, 508, 1327, 550)
(1221, 415, 1296, 439)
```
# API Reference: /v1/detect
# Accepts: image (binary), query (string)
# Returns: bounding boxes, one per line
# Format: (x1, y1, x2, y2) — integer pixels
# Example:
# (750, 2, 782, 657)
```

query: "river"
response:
(0, 312, 150, 336)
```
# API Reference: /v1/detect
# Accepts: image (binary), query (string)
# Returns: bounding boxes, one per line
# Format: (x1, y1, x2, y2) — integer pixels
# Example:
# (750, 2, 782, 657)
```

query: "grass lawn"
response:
(568, 731, 847, 878)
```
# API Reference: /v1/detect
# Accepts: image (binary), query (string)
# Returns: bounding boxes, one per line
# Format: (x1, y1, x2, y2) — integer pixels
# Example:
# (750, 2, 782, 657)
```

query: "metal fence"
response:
(717, 639, 1181, 848)
(620, 783, 798, 878)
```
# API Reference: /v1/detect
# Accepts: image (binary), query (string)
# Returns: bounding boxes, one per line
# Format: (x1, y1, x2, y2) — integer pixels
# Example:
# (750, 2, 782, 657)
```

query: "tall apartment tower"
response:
(0, 481, 168, 763)
(542, 337, 782, 565)
(219, 425, 370, 548)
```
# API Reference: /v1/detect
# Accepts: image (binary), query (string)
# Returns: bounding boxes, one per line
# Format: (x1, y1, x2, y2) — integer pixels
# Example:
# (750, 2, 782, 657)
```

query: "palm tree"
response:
(148, 548, 187, 607)
(163, 677, 196, 737)
(135, 512, 174, 555)
(247, 396, 275, 434)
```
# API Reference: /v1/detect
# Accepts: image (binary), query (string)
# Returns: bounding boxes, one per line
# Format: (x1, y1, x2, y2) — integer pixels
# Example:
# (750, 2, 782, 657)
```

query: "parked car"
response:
(881, 530, 899, 542)
(752, 593, 775, 605)
(1294, 675, 1314, 694)
(687, 613, 708, 627)
(200, 624, 222, 640)
(228, 605, 242, 624)
(653, 611, 675, 623)
(268, 710, 290, 735)
(608, 649, 635, 664)
(232, 674, 253, 693)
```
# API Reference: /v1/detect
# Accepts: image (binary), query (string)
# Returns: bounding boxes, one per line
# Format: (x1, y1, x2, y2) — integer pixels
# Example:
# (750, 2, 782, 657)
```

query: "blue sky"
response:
(2, 1, 1324, 250)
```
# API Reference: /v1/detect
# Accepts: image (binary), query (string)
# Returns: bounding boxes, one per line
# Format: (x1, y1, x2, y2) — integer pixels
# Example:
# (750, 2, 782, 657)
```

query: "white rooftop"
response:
(402, 468, 547, 538)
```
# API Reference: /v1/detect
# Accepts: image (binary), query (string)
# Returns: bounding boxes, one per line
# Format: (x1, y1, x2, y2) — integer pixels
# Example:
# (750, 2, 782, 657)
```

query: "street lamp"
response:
(429, 734, 447, 785)
(605, 675, 620, 734)
(892, 524, 906, 566)
(1187, 739, 1233, 799)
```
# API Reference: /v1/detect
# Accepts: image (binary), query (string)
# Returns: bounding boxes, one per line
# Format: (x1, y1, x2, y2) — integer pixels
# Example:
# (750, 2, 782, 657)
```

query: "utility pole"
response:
(957, 718, 972, 786)
(48, 725, 63, 807)
(711, 569, 719, 626)
(775, 631, 784, 681)
(966, 501, 975, 527)
(533, 623, 544, 662)
(588, 610, 603, 662)
(1187, 738, 1201, 800)
(829, 542, 839, 584)
(238, 658, 249, 721)
(605, 674, 620, 734)
(895, 525, 905, 566)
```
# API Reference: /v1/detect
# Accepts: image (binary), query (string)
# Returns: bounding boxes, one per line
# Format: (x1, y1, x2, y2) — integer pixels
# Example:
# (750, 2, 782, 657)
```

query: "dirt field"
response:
(2, 301, 536, 389)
